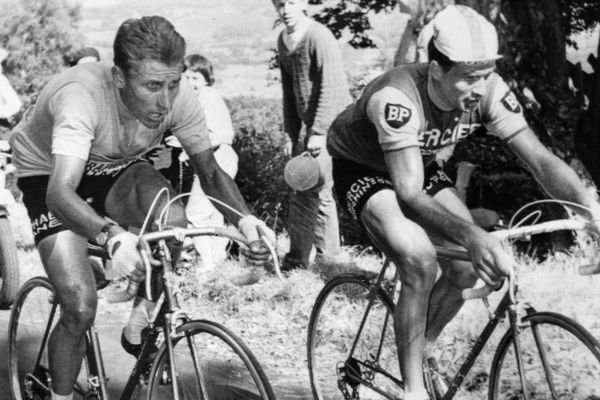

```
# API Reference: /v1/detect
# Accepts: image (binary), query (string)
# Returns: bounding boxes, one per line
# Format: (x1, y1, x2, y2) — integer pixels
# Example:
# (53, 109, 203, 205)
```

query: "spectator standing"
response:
(272, 0, 352, 270)
(183, 54, 238, 271)
(0, 47, 22, 126)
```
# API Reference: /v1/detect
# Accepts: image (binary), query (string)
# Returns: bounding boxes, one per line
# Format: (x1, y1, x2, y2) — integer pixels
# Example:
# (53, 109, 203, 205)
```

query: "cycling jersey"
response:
(327, 63, 528, 171)
(10, 62, 211, 178)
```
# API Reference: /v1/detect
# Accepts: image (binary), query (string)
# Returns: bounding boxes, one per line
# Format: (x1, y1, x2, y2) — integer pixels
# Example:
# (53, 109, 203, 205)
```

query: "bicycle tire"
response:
(0, 215, 20, 309)
(489, 311, 600, 400)
(307, 273, 403, 400)
(9, 277, 98, 400)
(146, 319, 276, 400)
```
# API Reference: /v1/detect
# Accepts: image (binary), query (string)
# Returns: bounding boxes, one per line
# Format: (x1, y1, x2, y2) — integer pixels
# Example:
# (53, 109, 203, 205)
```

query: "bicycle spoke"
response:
(490, 312, 600, 399)
(147, 320, 275, 399)
(308, 275, 402, 400)
(530, 321, 559, 398)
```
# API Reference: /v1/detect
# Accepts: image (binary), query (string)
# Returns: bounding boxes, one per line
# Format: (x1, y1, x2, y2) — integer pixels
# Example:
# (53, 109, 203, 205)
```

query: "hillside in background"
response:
(77, 0, 406, 97)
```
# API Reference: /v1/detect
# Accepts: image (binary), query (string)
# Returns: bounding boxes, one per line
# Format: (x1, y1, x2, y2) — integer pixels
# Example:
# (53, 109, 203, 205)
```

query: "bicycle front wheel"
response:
(307, 274, 402, 400)
(489, 311, 600, 399)
(0, 214, 20, 309)
(9, 277, 57, 400)
(147, 319, 276, 400)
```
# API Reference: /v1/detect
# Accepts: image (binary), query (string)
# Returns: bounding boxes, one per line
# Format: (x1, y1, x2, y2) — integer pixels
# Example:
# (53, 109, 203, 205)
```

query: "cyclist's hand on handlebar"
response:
(238, 215, 275, 267)
(465, 231, 511, 286)
(107, 231, 146, 282)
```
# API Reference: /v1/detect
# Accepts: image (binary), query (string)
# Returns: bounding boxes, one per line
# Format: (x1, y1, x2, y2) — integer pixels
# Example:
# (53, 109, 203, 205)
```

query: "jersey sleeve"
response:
(482, 74, 529, 142)
(169, 79, 212, 156)
(48, 83, 98, 160)
(366, 86, 421, 152)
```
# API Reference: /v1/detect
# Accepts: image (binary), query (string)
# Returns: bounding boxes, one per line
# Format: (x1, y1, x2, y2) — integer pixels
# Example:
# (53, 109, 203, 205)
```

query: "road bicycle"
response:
(0, 142, 20, 309)
(8, 192, 279, 400)
(307, 214, 600, 400)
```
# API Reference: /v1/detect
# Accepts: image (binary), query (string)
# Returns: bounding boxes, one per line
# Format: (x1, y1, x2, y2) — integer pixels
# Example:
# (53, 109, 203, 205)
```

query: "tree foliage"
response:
(308, 0, 398, 48)
(0, 0, 83, 108)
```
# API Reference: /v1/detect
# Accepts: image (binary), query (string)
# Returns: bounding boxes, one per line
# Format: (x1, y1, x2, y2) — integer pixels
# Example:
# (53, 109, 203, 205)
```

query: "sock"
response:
(51, 390, 73, 400)
(123, 297, 155, 344)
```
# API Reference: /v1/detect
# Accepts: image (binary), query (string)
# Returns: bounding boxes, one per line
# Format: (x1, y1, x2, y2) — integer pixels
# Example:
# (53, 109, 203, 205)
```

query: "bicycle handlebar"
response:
(106, 226, 282, 303)
(462, 218, 593, 301)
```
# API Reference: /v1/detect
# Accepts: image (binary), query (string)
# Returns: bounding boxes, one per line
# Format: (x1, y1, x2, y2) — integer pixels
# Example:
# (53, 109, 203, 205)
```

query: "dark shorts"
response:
(18, 159, 148, 244)
(332, 158, 454, 221)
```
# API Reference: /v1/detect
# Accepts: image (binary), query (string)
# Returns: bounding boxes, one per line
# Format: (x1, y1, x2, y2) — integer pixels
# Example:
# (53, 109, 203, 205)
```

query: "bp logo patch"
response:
(384, 103, 412, 129)
(501, 92, 522, 113)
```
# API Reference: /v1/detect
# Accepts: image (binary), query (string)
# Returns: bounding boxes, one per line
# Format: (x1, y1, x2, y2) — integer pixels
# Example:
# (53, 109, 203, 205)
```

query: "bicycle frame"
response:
(341, 218, 592, 400)
(79, 227, 254, 400)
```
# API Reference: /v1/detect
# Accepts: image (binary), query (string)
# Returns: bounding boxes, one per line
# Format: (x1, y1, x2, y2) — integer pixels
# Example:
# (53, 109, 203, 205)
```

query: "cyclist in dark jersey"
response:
(327, 5, 600, 399)
(11, 16, 272, 400)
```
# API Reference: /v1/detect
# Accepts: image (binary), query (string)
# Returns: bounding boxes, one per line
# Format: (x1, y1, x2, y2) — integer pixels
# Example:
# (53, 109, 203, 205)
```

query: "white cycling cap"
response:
(432, 5, 501, 63)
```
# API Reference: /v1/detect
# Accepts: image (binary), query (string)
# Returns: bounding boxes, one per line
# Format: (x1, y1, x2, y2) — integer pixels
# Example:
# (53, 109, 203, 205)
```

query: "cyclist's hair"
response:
(113, 16, 186, 75)
(184, 54, 215, 87)
(427, 37, 456, 72)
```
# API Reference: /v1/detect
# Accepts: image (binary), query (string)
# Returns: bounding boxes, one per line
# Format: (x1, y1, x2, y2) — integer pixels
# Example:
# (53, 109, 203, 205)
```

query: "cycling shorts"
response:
(18, 159, 148, 244)
(332, 157, 454, 221)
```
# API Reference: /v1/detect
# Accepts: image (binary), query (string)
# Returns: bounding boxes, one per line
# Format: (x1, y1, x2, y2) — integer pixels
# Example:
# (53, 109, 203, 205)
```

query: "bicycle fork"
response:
(508, 304, 532, 400)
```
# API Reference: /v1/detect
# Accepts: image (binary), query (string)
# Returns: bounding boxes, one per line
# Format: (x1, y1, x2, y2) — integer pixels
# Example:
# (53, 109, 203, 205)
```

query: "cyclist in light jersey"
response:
(11, 16, 272, 400)
(327, 5, 600, 399)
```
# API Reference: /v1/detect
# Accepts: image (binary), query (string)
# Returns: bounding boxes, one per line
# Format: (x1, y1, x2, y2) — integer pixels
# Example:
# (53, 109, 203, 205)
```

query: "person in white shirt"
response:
(183, 54, 239, 272)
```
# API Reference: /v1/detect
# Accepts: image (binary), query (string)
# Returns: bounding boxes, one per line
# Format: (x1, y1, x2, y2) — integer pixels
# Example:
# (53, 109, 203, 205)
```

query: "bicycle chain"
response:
(337, 361, 360, 400)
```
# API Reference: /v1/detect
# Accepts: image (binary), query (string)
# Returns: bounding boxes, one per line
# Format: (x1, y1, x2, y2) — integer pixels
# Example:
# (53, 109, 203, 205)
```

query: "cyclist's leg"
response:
(360, 188, 438, 394)
(18, 176, 98, 398)
(104, 162, 187, 348)
(424, 186, 479, 348)
(37, 231, 97, 396)
(104, 161, 187, 229)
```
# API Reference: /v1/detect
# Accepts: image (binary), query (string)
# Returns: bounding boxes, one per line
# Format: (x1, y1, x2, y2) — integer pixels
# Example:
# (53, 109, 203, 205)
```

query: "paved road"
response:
(1, 204, 313, 399)
(1, 294, 314, 399)
(0, 278, 312, 400)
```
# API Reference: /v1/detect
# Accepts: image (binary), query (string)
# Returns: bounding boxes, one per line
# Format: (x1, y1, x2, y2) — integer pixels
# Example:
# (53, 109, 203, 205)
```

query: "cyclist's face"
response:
(434, 62, 496, 112)
(273, 0, 308, 30)
(115, 59, 183, 129)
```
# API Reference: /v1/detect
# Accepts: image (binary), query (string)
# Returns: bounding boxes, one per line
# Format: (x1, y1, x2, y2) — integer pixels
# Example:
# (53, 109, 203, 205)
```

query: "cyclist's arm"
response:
(384, 147, 510, 282)
(46, 154, 125, 240)
(188, 148, 251, 227)
(507, 129, 600, 220)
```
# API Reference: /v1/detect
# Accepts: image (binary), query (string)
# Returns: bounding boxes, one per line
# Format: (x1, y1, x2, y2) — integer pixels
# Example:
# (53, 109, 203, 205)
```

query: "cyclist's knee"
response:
(396, 247, 437, 293)
(159, 205, 187, 228)
(60, 292, 97, 333)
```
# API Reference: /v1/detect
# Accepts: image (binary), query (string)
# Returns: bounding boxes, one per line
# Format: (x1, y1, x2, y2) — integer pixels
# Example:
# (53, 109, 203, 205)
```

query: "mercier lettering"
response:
(418, 123, 481, 155)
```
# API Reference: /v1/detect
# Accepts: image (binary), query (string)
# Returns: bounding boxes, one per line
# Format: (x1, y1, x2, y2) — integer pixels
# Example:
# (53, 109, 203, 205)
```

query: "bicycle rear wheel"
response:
(0, 214, 20, 309)
(489, 311, 600, 399)
(9, 277, 99, 400)
(146, 319, 276, 400)
(307, 274, 402, 400)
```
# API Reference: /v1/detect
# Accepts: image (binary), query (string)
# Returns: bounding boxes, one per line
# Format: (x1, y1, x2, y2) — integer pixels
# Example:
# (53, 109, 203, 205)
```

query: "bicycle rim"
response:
(0, 216, 20, 309)
(307, 274, 402, 400)
(489, 311, 600, 399)
(9, 277, 58, 400)
(9, 277, 99, 400)
(147, 319, 276, 400)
